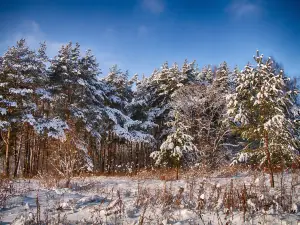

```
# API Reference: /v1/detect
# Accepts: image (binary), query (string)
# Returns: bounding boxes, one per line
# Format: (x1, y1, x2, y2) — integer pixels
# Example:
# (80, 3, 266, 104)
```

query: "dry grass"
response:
(7, 169, 300, 224)
(131, 164, 251, 180)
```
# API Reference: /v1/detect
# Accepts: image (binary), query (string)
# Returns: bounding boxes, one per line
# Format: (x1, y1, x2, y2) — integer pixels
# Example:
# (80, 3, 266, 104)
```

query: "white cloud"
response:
(226, 0, 262, 18)
(141, 0, 164, 14)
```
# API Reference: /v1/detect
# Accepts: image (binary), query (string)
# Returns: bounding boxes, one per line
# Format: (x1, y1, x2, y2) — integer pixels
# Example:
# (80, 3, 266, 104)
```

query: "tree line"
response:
(0, 40, 299, 186)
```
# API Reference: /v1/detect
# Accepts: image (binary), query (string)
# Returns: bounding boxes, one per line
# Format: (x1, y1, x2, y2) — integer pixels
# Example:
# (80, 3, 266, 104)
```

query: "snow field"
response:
(1, 171, 300, 224)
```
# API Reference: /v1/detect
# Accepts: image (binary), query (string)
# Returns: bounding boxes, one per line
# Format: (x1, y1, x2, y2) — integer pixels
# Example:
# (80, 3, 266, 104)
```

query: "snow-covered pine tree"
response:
(127, 74, 152, 122)
(150, 111, 199, 179)
(147, 62, 190, 141)
(198, 65, 215, 84)
(227, 50, 299, 187)
(1, 40, 34, 176)
(102, 65, 134, 111)
(99, 66, 156, 173)
(206, 65, 214, 84)
(48, 43, 108, 172)
(228, 65, 239, 93)
(49, 42, 81, 120)
(127, 63, 168, 144)
(0, 39, 68, 176)
(129, 68, 164, 129)
(125, 73, 159, 141)
(74, 49, 108, 137)
(213, 61, 230, 92)
(101, 65, 154, 144)
(128, 60, 200, 159)
(181, 59, 201, 83)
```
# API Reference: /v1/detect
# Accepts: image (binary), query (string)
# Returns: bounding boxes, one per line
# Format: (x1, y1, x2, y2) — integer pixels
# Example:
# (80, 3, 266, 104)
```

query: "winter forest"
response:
(1, 39, 299, 181)
(1, 39, 300, 224)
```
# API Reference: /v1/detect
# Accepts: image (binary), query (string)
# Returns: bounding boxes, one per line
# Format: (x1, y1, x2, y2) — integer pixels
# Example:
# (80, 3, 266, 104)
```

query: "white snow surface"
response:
(1, 173, 300, 224)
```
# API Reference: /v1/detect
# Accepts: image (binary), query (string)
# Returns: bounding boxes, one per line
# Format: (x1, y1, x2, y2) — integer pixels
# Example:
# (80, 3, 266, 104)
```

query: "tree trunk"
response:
(45, 138, 49, 174)
(107, 132, 111, 174)
(29, 131, 34, 175)
(4, 128, 11, 177)
(36, 137, 41, 175)
(176, 164, 179, 180)
(130, 141, 133, 167)
(264, 131, 274, 187)
(112, 133, 116, 175)
(13, 133, 23, 178)
(135, 143, 139, 174)
(23, 125, 30, 177)
(100, 138, 105, 173)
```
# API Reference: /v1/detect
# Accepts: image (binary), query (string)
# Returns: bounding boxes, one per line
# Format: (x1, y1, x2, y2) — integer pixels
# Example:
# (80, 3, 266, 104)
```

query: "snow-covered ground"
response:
(1, 171, 300, 224)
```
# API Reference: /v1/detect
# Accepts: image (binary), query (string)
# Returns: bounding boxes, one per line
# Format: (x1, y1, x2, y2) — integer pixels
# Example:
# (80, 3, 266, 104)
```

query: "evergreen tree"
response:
(227, 50, 299, 187)
(129, 60, 200, 148)
(102, 66, 154, 143)
(150, 111, 199, 179)
(0, 39, 67, 176)
(48, 43, 108, 171)
(74, 49, 108, 138)
(49, 42, 81, 120)
(102, 65, 134, 111)
(147, 62, 190, 140)
(198, 65, 215, 84)
(214, 61, 230, 92)
(181, 59, 200, 82)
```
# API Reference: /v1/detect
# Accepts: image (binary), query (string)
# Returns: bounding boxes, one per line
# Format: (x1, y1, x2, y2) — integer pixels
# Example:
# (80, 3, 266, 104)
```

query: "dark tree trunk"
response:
(3, 128, 11, 177)
(135, 143, 139, 173)
(100, 138, 105, 173)
(264, 131, 274, 188)
(176, 164, 179, 180)
(13, 133, 23, 178)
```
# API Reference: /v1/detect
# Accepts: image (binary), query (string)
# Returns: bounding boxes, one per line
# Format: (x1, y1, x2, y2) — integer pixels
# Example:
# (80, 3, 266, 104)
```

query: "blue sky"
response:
(0, 0, 299, 78)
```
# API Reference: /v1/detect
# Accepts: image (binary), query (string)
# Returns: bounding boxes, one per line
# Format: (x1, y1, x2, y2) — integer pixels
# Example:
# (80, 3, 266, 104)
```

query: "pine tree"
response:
(103, 65, 134, 111)
(150, 111, 199, 179)
(206, 65, 214, 84)
(102, 66, 154, 143)
(227, 50, 299, 187)
(74, 49, 107, 137)
(198, 65, 215, 84)
(48, 43, 108, 172)
(213, 61, 230, 92)
(126, 74, 158, 140)
(148, 62, 190, 140)
(129, 60, 200, 150)
(0, 39, 68, 176)
(49, 42, 81, 120)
